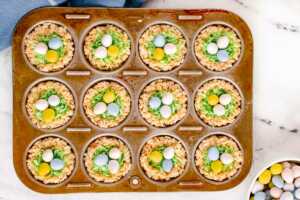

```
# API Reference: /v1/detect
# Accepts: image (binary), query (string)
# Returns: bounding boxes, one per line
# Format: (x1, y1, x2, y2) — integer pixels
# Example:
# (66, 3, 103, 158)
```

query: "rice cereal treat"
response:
(140, 135, 187, 181)
(250, 161, 300, 200)
(139, 24, 187, 71)
(194, 24, 242, 71)
(139, 79, 188, 127)
(82, 80, 131, 128)
(24, 22, 74, 73)
(194, 79, 242, 127)
(194, 134, 243, 182)
(25, 80, 75, 129)
(83, 24, 131, 71)
(26, 136, 76, 185)
(84, 136, 132, 183)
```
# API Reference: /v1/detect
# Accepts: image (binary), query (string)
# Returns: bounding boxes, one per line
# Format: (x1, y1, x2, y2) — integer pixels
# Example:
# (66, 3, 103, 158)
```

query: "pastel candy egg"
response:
(103, 90, 116, 104)
(207, 147, 219, 161)
(35, 99, 49, 111)
(207, 95, 219, 106)
(294, 188, 300, 199)
(160, 105, 172, 119)
(258, 170, 272, 185)
(94, 102, 107, 115)
(149, 151, 163, 163)
(48, 95, 60, 107)
(251, 181, 264, 194)
(107, 45, 119, 57)
(163, 147, 175, 159)
(109, 148, 121, 160)
(283, 183, 295, 191)
(206, 43, 218, 55)
(270, 187, 282, 198)
(95, 46, 107, 59)
(94, 154, 108, 167)
(211, 160, 223, 174)
(42, 149, 53, 162)
(292, 165, 300, 178)
(271, 163, 283, 175)
(45, 50, 59, 63)
(254, 192, 266, 200)
(42, 108, 55, 123)
(162, 159, 173, 173)
(219, 94, 232, 106)
(101, 34, 113, 47)
(280, 192, 294, 200)
(272, 175, 284, 188)
(164, 43, 177, 55)
(213, 104, 226, 116)
(153, 34, 166, 48)
(294, 177, 300, 188)
(153, 48, 165, 61)
(149, 96, 161, 109)
(220, 153, 233, 165)
(50, 159, 64, 171)
(107, 103, 120, 117)
(108, 160, 120, 174)
(217, 50, 229, 62)
(38, 163, 51, 176)
(217, 36, 230, 49)
(48, 37, 63, 50)
(162, 93, 174, 105)
(34, 42, 48, 55)
(282, 168, 294, 184)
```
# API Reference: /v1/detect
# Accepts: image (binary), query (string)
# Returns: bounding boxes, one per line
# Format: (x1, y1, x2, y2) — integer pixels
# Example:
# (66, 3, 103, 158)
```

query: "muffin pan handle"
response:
(66, 70, 91, 76)
(178, 15, 203, 21)
(65, 14, 91, 20)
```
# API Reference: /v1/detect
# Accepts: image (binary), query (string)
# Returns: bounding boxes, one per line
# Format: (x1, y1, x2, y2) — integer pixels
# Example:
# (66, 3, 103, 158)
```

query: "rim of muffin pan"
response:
(22, 20, 77, 75)
(23, 133, 78, 188)
(137, 76, 190, 130)
(192, 21, 244, 73)
(80, 21, 134, 75)
(22, 77, 78, 133)
(192, 76, 244, 129)
(137, 21, 189, 74)
(192, 132, 244, 185)
(137, 133, 190, 185)
(81, 133, 134, 186)
(80, 77, 133, 131)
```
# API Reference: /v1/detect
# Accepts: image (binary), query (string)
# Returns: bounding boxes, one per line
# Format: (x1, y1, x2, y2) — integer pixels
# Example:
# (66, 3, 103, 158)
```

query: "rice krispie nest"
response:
(139, 24, 187, 71)
(24, 22, 74, 73)
(139, 79, 188, 127)
(26, 136, 76, 184)
(84, 136, 132, 183)
(25, 80, 75, 129)
(194, 79, 242, 127)
(140, 135, 187, 181)
(195, 134, 243, 182)
(194, 25, 242, 71)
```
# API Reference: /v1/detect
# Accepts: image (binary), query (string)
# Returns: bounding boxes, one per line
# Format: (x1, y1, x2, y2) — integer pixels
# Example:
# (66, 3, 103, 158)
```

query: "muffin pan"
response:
(13, 8, 253, 193)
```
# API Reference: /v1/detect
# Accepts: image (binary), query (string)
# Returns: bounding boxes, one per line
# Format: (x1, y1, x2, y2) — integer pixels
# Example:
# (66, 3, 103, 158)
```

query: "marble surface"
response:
(1, 0, 300, 199)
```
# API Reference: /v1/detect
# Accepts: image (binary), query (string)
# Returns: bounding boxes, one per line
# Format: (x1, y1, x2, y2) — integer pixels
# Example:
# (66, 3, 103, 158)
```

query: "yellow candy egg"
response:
(211, 160, 223, 174)
(149, 151, 163, 163)
(207, 95, 219, 106)
(270, 163, 283, 175)
(45, 50, 59, 63)
(42, 108, 55, 123)
(258, 170, 272, 184)
(107, 45, 119, 57)
(153, 48, 165, 61)
(38, 163, 51, 176)
(103, 90, 116, 104)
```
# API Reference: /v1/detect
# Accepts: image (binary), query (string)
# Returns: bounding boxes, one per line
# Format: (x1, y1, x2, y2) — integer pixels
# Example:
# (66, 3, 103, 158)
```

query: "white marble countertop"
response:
(1, 0, 300, 199)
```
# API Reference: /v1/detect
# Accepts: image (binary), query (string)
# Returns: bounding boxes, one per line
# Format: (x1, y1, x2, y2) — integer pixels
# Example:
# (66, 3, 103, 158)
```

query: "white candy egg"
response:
(213, 104, 225, 116)
(206, 43, 218, 55)
(164, 43, 177, 55)
(34, 43, 48, 55)
(162, 93, 174, 105)
(109, 148, 121, 160)
(42, 149, 53, 162)
(95, 46, 108, 59)
(149, 96, 161, 109)
(220, 153, 233, 165)
(153, 34, 166, 47)
(94, 102, 107, 115)
(101, 34, 113, 47)
(162, 159, 173, 173)
(163, 147, 175, 159)
(219, 94, 232, 106)
(294, 177, 300, 188)
(295, 188, 300, 199)
(217, 36, 230, 49)
(293, 165, 300, 178)
(50, 159, 64, 171)
(48, 95, 60, 107)
(108, 160, 120, 174)
(35, 99, 49, 111)
(160, 105, 172, 119)
(94, 154, 108, 167)
(251, 181, 264, 194)
(283, 183, 295, 191)
(270, 187, 282, 198)
(280, 192, 294, 200)
(282, 168, 294, 184)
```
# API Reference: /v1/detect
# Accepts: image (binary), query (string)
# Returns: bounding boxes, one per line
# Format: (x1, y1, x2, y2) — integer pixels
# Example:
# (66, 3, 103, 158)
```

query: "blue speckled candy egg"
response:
(107, 103, 120, 117)
(162, 159, 173, 173)
(149, 96, 161, 109)
(217, 50, 229, 62)
(50, 159, 65, 171)
(254, 192, 266, 200)
(94, 154, 108, 167)
(48, 37, 63, 50)
(207, 146, 219, 161)
(272, 175, 284, 188)
(153, 34, 166, 48)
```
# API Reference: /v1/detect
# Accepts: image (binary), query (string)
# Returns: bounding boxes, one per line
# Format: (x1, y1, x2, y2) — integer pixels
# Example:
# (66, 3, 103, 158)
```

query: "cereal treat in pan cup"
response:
(139, 79, 188, 128)
(194, 79, 242, 127)
(139, 24, 187, 72)
(25, 80, 75, 130)
(83, 24, 131, 71)
(84, 136, 132, 183)
(26, 136, 76, 185)
(140, 135, 187, 181)
(24, 22, 74, 73)
(194, 134, 243, 182)
(83, 80, 131, 128)
(194, 24, 242, 71)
